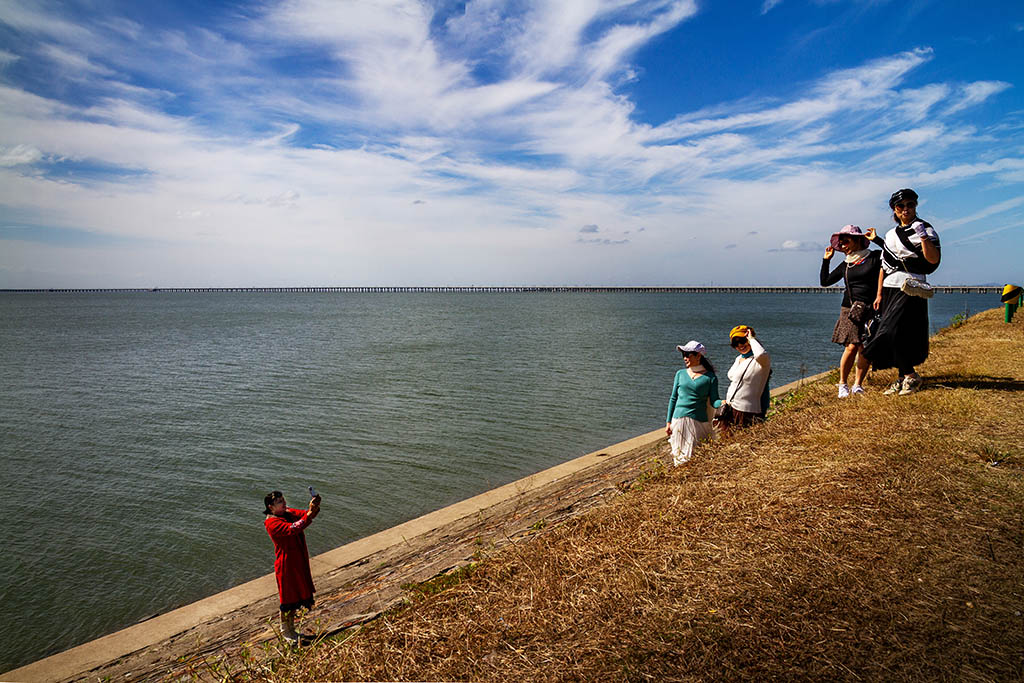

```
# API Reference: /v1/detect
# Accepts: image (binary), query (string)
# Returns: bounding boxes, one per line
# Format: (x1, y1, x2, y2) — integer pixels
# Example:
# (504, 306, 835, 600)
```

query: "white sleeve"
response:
(749, 336, 770, 368)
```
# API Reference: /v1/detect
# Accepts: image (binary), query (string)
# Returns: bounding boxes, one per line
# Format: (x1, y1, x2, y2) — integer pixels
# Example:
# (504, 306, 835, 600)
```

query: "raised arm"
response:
(747, 332, 770, 368)
(820, 252, 846, 287)
(267, 511, 311, 537)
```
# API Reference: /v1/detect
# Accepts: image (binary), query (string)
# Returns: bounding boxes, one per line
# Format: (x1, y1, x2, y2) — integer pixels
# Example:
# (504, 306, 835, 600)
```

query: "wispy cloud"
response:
(0, 144, 42, 166)
(944, 81, 1011, 115)
(945, 196, 1024, 229)
(771, 240, 820, 252)
(39, 43, 116, 77)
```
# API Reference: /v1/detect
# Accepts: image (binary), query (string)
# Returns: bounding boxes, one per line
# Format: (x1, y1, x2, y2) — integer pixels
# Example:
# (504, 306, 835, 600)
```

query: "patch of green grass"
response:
(628, 457, 667, 492)
(767, 382, 813, 418)
(402, 563, 478, 600)
(946, 309, 970, 330)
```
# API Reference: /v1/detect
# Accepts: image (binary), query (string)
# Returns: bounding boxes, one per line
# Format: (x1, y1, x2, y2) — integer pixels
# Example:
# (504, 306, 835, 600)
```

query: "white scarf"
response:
(845, 247, 870, 265)
(686, 364, 706, 379)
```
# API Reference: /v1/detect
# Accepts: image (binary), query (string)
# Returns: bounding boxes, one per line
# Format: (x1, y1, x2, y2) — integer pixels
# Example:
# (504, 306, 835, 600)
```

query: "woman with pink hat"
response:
(666, 341, 723, 465)
(819, 224, 882, 397)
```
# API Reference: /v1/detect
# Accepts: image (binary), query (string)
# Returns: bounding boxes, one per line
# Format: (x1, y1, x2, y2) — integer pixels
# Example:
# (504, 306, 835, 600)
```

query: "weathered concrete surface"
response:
(4, 372, 827, 683)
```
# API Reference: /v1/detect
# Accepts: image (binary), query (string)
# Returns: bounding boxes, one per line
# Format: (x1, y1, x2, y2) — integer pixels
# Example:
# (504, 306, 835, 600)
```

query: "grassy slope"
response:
(244, 309, 1024, 681)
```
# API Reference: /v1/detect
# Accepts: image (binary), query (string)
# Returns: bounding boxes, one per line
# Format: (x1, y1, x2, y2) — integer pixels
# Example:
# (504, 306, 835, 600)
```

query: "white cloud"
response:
(648, 49, 934, 142)
(40, 43, 116, 77)
(885, 125, 946, 148)
(258, 0, 470, 129)
(945, 195, 1024, 229)
(945, 221, 1024, 246)
(0, 144, 43, 166)
(777, 240, 818, 251)
(897, 84, 949, 121)
(582, 1, 698, 82)
(916, 159, 1024, 185)
(944, 80, 1012, 115)
(0, 0, 95, 42)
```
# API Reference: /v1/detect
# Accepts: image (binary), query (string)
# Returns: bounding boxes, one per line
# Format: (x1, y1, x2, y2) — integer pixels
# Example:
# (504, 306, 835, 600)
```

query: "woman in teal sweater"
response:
(666, 340, 723, 466)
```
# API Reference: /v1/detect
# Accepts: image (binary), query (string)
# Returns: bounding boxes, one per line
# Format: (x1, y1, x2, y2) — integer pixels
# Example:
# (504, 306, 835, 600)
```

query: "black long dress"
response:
(861, 227, 937, 373)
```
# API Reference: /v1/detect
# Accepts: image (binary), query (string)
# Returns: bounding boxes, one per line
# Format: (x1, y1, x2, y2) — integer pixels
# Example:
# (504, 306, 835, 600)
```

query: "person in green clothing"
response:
(666, 340, 723, 466)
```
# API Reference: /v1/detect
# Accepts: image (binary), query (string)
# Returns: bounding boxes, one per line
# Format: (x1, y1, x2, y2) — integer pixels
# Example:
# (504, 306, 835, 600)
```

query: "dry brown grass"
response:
(241, 309, 1024, 681)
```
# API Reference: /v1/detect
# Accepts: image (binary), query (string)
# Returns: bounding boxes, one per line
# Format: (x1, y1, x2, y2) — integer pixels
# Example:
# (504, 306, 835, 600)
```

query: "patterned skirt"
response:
(831, 306, 864, 346)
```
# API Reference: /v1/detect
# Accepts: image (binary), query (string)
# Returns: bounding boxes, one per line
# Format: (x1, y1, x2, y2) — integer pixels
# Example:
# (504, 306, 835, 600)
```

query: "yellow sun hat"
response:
(729, 324, 750, 340)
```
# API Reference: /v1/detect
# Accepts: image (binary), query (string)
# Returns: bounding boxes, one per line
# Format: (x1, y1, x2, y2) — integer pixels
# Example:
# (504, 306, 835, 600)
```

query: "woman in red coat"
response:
(263, 490, 321, 643)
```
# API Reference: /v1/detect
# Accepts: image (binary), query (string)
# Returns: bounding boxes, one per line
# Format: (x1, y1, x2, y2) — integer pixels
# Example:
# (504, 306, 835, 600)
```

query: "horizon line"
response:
(0, 285, 1002, 294)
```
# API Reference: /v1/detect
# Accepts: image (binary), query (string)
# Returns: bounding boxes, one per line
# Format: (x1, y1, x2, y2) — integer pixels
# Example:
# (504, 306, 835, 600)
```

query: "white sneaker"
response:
(899, 375, 923, 395)
(850, 385, 865, 396)
(837, 383, 850, 398)
(883, 378, 904, 395)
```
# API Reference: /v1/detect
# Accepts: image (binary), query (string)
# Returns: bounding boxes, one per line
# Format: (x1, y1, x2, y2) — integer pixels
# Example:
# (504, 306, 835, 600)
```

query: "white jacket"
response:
(725, 336, 771, 414)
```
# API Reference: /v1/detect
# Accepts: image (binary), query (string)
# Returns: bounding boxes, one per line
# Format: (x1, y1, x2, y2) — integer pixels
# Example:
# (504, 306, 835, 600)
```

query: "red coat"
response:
(265, 508, 315, 609)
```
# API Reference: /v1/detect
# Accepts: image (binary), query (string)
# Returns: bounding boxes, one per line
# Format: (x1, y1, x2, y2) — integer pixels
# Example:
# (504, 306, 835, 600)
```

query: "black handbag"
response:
(863, 314, 880, 339)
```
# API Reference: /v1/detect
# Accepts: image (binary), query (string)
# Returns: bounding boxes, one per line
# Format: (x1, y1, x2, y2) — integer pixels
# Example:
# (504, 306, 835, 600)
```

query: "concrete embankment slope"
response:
(5, 367, 831, 681)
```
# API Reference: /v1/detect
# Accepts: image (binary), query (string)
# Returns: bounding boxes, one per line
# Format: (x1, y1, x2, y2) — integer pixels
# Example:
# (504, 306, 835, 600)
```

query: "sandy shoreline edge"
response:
(5, 370, 831, 683)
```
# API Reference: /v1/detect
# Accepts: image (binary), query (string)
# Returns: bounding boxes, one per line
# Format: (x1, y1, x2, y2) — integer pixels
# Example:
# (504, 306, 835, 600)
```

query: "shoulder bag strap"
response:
(727, 357, 754, 403)
(841, 261, 855, 302)
(878, 234, 909, 273)
(894, 225, 923, 256)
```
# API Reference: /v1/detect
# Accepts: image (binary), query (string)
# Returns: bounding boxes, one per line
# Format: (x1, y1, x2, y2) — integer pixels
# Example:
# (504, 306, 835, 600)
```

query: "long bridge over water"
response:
(0, 285, 1002, 294)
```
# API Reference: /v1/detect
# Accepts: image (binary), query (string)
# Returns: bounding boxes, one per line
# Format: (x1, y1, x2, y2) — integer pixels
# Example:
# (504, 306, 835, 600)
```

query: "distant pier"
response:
(0, 285, 1001, 294)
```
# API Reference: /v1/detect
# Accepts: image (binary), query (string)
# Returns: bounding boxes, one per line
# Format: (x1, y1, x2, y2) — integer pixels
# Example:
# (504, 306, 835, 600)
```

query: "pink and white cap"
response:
(829, 224, 865, 250)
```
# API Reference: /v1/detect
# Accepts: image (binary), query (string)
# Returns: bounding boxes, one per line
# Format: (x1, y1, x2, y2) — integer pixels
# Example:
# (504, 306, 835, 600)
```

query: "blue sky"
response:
(1, 0, 1022, 287)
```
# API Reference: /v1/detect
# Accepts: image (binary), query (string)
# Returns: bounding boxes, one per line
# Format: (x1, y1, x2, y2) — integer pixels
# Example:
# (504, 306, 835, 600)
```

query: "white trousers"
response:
(668, 416, 713, 466)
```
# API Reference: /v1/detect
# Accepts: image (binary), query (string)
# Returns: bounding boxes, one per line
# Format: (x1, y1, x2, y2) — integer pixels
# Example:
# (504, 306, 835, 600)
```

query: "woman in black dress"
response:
(862, 188, 941, 395)
(820, 224, 882, 397)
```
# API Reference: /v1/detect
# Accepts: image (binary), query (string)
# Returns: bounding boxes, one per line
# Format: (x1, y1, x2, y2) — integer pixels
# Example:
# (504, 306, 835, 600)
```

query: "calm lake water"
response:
(0, 290, 992, 670)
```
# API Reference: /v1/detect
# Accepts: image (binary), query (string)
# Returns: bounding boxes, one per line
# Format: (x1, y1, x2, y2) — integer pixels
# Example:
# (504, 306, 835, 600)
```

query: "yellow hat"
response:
(729, 324, 750, 340)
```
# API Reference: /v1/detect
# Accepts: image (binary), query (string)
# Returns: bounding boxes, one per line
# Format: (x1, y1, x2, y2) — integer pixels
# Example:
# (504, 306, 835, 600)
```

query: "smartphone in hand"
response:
(308, 486, 318, 499)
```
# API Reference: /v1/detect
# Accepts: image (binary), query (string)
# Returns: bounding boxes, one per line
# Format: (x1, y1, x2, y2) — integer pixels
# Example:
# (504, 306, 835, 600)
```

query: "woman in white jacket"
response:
(716, 325, 771, 435)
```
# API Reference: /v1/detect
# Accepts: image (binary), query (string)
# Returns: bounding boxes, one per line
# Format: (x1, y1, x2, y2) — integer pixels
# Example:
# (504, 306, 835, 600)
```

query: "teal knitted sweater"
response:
(667, 369, 723, 423)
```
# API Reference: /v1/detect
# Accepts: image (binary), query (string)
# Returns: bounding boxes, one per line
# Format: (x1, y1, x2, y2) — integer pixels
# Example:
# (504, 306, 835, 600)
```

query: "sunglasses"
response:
(730, 337, 748, 348)
(894, 201, 917, 210)
(682, 351, 700, 357)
